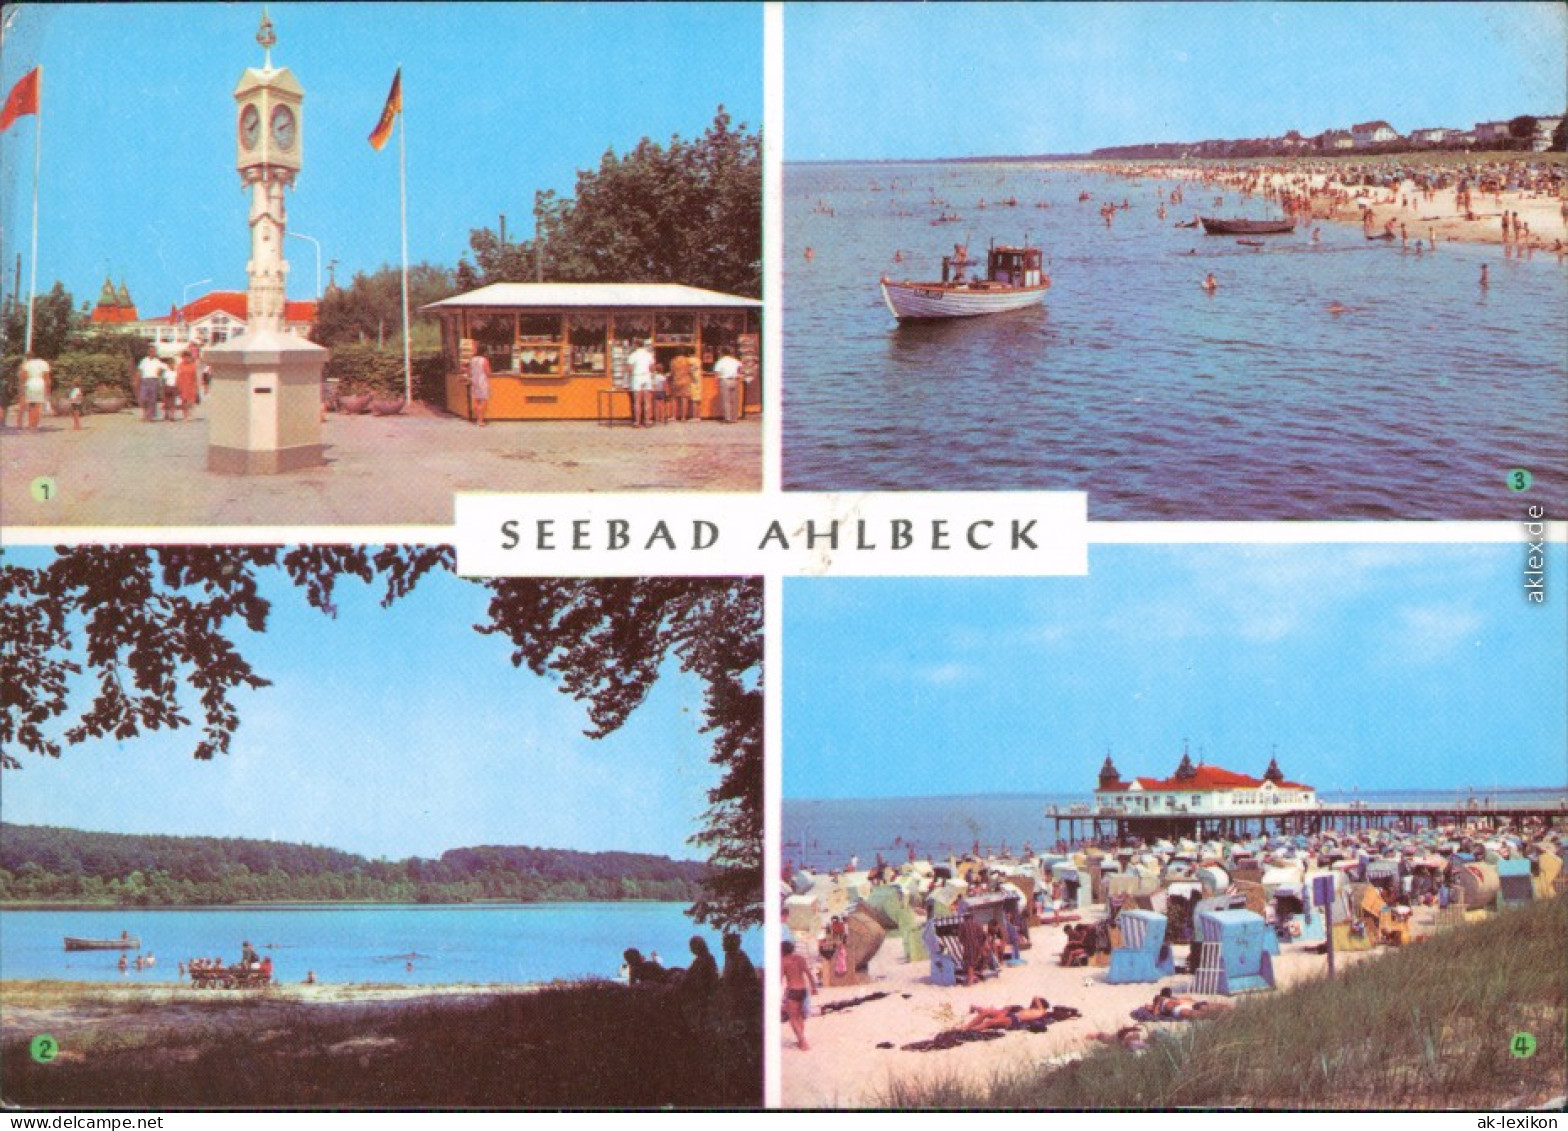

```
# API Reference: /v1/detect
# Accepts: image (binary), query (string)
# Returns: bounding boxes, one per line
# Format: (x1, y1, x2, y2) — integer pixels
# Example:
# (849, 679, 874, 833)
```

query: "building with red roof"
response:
(1093, 745, 1318, 817)
(88, 277, 139, 325)
(137, 291, 318, 356)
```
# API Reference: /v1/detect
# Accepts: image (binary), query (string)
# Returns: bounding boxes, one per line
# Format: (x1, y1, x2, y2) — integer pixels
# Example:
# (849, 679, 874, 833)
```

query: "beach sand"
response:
(0, 979, 542, 1058)
(780, 922, 1395, 1108)
(1080, 157, 1568, 251)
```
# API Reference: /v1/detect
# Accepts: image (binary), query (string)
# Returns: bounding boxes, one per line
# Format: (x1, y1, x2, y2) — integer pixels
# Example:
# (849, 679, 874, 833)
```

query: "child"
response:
(68, 384, 84, 430)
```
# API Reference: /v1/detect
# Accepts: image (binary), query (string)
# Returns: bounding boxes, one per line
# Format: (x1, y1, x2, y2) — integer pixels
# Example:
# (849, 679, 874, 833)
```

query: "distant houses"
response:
(1351, 120, 1400, 147)
(1092, 110, 1566, 159)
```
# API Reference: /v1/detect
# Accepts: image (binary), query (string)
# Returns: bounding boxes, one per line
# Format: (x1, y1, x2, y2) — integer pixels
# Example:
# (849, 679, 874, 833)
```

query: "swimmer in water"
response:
(1479, 264, 1489, 289)
(1201, 272, 1218, 293)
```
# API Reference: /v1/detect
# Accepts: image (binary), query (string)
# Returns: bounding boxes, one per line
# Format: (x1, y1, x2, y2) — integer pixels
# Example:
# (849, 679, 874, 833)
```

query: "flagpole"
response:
(24, 66, 41, 355)
(397, 67, 411, 404)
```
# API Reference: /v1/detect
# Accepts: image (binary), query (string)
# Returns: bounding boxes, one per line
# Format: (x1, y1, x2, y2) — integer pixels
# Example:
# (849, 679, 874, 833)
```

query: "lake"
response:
(783, 789, 1568, 872)
(782, 162, 1567, 518)
(0, 902, 758, 985)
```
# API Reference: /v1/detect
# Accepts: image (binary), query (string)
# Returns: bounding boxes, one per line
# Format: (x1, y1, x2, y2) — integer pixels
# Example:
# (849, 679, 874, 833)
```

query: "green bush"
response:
(324, 343, 444, 402)
(51, 352, 134, 398)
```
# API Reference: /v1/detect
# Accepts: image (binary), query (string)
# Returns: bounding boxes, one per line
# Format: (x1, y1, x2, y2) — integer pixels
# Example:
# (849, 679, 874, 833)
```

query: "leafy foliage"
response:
(46, 352, 135, 398)
(321, 342, 445, 399)
(1, 280, 77, 360)
(310, 263, 456, 349)
(0, 823, 707, 906)
(0, 548, 762, 929)
(467, 108, 761, 298)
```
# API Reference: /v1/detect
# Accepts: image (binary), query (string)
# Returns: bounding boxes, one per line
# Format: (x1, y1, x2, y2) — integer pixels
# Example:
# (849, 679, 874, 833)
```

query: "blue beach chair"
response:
(1107, 909, 1176, 984)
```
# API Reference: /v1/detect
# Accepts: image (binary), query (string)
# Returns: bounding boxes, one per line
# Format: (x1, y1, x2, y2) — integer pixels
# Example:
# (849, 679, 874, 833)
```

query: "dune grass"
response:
(3, 981, 761, 1109)
(881, 898, 1566, 1110)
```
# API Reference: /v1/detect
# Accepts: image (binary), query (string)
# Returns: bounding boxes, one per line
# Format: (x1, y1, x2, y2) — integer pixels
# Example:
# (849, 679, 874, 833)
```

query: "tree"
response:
(2, 280, 77, 359)
(467, 108, 760, 298)
(311, 263, 458, 348)
(0, 547, 762, 930)
(1506, 115, 1538, 148)
(1552, 118, 1566, 153)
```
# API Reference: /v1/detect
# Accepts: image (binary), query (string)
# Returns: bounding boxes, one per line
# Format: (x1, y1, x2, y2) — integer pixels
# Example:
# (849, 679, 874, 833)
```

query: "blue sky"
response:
(785, 2, 1567, 160)
(2, 552, 722, 863)
(0, 2, 760, 318)
(784, 544, 1567, 799)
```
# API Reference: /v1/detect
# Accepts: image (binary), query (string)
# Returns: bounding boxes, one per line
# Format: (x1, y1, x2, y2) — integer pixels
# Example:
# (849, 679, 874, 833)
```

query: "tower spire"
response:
(257, 6, 276, 70)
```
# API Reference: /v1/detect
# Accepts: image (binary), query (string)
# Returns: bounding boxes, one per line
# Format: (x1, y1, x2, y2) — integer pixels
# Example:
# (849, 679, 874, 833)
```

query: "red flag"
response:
(0, 66, 40, 132)
(367, 69, 401, 151)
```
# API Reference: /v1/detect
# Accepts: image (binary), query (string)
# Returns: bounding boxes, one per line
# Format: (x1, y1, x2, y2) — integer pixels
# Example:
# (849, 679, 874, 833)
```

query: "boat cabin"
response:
(941, 243, 1043, 288)
(985, 245, 1043, 287)
(424, 283, 762, 421)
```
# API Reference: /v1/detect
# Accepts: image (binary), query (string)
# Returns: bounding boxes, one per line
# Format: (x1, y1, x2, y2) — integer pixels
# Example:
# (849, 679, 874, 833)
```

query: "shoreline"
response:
(0, 979, 549, 1043)
(1073, 156, 1567, 252)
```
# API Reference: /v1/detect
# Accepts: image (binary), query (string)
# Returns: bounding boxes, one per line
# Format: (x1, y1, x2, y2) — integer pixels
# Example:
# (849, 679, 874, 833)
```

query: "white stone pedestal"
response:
(205, 330, 328, 474)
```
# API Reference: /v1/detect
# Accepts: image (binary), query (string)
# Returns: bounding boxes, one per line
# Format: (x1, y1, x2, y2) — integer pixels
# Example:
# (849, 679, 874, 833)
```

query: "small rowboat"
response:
(881, 241, 1050, 322)
(64, 936, 141, 951)
(1199, 217, 1296, 235)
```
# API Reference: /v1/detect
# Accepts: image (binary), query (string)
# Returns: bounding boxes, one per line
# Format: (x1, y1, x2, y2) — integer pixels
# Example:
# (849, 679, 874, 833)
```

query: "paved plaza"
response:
(0, 404, 760, 528)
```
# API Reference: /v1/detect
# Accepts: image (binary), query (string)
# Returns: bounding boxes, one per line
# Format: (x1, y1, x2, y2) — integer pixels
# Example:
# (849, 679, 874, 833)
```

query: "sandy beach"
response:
(0, 979, 543, 1060)
(1079, 154, 1568, 252)
(782, 919, 1399, 1108)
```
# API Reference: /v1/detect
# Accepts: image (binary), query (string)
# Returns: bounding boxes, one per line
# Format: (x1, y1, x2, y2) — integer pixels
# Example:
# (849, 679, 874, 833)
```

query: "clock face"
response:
(240, 104, 261, 150)
(270, 104, 297, 151)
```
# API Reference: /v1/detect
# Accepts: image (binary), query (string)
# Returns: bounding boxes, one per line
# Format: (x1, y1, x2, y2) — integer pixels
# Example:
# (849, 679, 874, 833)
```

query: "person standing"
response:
(175, 349, 199, 422)
(466, 348, 492, 427)
(669, 350, 695, 422)
(68, 382, 84, 430)
(713, 348, 743, 423)
(627, 338, 656, 428)
(18, 353, 51, 429)
(161, 356, 180, 421)
(780, 940, 818, 1051)
(136, 346, 164, 422)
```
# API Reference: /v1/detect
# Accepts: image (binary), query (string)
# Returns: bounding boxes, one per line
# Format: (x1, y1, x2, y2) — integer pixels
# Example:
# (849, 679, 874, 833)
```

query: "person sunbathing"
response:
(959, 996, 1053, 1032)
(1087, 1024, 1149, 1051)
(1149, 986, 1233, 1019)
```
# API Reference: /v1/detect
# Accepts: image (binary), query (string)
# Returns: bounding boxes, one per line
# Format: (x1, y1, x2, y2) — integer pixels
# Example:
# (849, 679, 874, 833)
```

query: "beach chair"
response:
(1107, 910, 1176, 984)
(922, 914, 976, 987)
(1495, 858, 1534, 909)
(1192, 909, 1275, 996)
(1358, 885, 1410, 946)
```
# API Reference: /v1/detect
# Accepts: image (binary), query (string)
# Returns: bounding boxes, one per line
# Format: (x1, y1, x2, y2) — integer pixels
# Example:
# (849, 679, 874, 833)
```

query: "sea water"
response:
(0, 902, 759, 985)
(782, 162, 1567, 518)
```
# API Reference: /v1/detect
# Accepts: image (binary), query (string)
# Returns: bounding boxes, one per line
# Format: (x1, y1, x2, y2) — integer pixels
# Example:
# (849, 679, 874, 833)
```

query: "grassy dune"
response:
(2, 981, 761, 1109)
(882, 897, 1566, 1110)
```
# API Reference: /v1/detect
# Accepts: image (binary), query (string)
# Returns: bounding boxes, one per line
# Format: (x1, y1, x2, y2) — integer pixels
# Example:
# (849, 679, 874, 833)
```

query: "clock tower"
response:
(207, 8, 326, 475)
(232, 8, 303, 334)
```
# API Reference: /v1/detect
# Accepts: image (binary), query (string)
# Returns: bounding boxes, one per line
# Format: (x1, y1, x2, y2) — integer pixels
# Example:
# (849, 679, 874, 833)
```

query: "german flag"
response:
(367, 69, 401, 151)
(0, 66, 40, 133)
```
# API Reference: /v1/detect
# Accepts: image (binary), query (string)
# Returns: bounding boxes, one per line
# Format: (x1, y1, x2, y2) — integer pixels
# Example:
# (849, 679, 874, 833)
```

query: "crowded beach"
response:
(779, 807, 1565, 1107)
(1079, 154, 1568, 259)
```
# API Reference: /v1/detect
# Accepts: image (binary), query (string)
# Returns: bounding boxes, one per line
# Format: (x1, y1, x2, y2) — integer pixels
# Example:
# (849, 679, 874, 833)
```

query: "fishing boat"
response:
(1199, 217, 1296, 236)
(64, 935, 141, 951)
(880, 241, 1050, 322)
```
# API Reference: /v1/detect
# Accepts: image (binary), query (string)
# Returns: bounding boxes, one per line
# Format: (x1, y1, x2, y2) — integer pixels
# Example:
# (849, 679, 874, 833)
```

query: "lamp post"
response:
(286, 231, 322, 299)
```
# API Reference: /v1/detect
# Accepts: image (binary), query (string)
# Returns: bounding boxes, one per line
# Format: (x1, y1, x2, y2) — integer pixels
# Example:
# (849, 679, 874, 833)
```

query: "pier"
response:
(1049, 802, 1568, 845)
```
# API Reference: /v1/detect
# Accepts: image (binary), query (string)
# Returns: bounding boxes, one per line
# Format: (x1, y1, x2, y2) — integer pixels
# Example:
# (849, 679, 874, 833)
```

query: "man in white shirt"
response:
(713, 350, 744, 423)
(136, 346, 165, 422)
(626, 338, 656, 428)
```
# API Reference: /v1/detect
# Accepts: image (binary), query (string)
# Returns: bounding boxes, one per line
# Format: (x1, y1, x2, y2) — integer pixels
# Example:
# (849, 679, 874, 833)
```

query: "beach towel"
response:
(818, 991, 891, 1016)
(901, 1029, 1008, 1052)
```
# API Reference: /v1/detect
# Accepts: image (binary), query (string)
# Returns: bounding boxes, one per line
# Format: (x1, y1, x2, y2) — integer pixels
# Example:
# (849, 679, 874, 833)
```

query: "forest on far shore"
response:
(0, 823, 707, 907)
